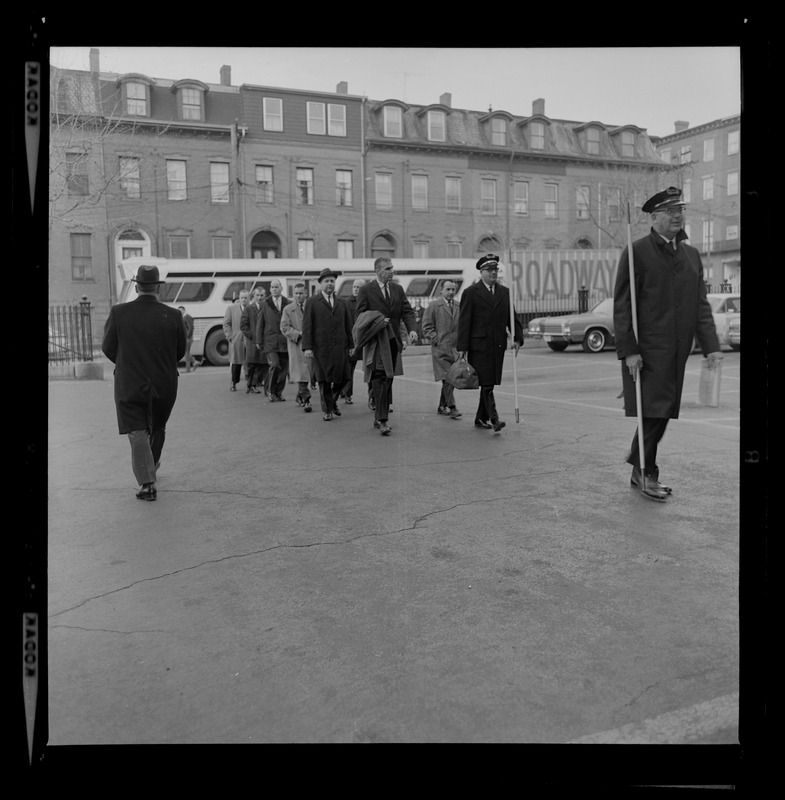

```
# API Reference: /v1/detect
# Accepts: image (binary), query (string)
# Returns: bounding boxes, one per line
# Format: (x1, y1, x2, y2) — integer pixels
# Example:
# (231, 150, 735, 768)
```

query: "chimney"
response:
(89, 48, 100, 74)
(532, 98, 545, 117)
(336, 81, 348, 94)
(674, 120, 689, 133)
(440, 92, 452, 108)
(220, 65, 231, 86)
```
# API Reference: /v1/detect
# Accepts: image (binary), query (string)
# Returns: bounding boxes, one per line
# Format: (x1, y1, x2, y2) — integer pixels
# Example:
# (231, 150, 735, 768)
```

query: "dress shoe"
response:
(251, 386, 261, 394)
(492, 420, 506, 433)
(245, 386, 252, 394)
(296, 397, 304, 407)
(277, 395, 286, 402)
(136, 483, 157, 501)
(368, 400, 376, 411)
(379, 422, 392, 436)
(474, 419, 492, 429)
(303, 401, 312, 413)
(437, 405, 450, 415)
(630, 467, 669, 501)
(332, 407, 341, 416)
(344, 396, 353, 404)
(323, 412, 333, 421)
(449, 407, 462, 419)
(230, 383, 237, 392)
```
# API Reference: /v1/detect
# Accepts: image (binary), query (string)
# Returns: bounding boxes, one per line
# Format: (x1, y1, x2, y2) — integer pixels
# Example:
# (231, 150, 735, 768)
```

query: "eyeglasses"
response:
(656, 206, 686, 217)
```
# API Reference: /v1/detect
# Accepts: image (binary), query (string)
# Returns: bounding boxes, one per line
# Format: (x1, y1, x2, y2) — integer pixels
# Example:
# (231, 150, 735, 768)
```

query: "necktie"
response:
(383, 283, 389, 303)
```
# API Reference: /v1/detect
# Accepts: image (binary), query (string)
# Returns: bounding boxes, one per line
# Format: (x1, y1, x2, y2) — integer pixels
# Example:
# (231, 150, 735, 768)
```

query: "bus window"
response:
(223, 281, 257, 301)
(159, 282, 182, 303)
(249, 280, 273, 297)
(405, 278, 437, 301)
(433, 278, 463, 297)
(176, 281, 214, 303)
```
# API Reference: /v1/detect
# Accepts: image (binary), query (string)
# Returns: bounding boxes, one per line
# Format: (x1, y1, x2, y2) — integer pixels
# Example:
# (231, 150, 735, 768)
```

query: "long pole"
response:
(626, 204, 647, 490)
(507, 255, 520, 423)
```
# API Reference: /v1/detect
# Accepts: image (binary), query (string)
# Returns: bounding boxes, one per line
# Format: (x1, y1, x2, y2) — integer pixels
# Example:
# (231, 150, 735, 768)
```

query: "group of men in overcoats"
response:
(103, 187, 723, 502)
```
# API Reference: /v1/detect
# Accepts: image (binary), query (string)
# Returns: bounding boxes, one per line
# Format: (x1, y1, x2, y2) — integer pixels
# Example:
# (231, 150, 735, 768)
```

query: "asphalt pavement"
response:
(44, 341, 741, 750)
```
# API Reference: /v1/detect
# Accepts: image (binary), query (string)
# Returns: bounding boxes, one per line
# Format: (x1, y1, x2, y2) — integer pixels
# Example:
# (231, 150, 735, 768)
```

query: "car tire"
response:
(547, 341, 569, 352)
(204, 328, 229, 367)
(582, 328, 607, 353)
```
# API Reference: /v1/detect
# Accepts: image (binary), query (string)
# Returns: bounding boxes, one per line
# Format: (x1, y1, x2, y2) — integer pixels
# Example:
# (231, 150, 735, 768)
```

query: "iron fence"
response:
(48, 298, 95, 364)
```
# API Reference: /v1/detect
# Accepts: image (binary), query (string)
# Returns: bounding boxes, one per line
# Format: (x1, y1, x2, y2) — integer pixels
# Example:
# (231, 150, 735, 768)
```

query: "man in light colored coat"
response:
(223, 290, 249, 391)
(421, 280, 462, 419)
(281, 282, 313, 411)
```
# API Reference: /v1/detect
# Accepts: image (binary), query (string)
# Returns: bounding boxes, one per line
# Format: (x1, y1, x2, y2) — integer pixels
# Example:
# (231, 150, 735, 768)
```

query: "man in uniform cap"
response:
(102, 265, 186, 501)
(457, 254, 524, 433)
(613, 187, 723, 501)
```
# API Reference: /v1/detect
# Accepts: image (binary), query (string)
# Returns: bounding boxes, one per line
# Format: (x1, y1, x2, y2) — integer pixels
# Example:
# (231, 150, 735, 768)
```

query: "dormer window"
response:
(383, 105, 403, 138)
(172, 80, 208, 122)
(117, 74, 154, 117)
(621, 130, 635, 158)
(530, 122, 545, 150)
(427, 110, 446, 142)
(491, 117, 507, 146)
(586, 126, 600, 155)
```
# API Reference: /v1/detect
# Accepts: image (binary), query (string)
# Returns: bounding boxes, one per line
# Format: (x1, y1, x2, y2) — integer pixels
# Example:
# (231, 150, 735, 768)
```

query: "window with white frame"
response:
(513, 180, 529, 215)
(530, 122, 545, 150)
(212, 236, 232, 258)
(413, 241, 429, 259)
(608, 187, 621, 221)
(446, 241, 462, 258)
(255, 165, 273, 203)
(481, 179, 497, 214)
(125, 81, 148, 116)
(703, 175, 714, 201)
(412, 175, 428, 210)
(586, 127, 600, 155)
(119, 157, 141, 199)
(702, 219, 715, 251)
(621, 131, 635, 158)
(680, 145, 692, 164)
(576, 185, 590, 219)
(336, 170, 352, 206)
(726, 171, 739, 196)
(169, 235, 190, 258)
(296, 168, 314, 205)
(307, 102, 326, 135)
(263, 97, 283, 131)
(544, 183, 558, 218)
(726, 224, 738, 240)
(445, 177, 461, 212)
(328, 104, 347, 136)
(383, 106, 403, 138)
(337, 239, 354, 259)
(297, 239, 314, 259)
(427, 110, 446, 142)
(210, 162, 230, 204)
(166, 159, 187, 201)
(491, 117, 507, 146)
(181, 87, 202, 120)
(70, 233, 93, 280)
(703, 137, 715, 162)
(727, 129, 739, 155)
(375, 173, 392, 209)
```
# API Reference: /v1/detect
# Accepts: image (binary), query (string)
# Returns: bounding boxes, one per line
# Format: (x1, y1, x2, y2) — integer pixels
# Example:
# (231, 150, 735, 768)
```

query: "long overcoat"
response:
(301, 294, 353, 383)
(222, 302, 247, 365)
(102, 294, 186, 434)
(421, 296, 460, 381)
(355, 280, 417, 351)
(614, 229, 720, 419)
(256, 296, 291, 354)
(456, 280, 524, 386)
(240, 302, 264, 364)
(280, 301, 311, 383)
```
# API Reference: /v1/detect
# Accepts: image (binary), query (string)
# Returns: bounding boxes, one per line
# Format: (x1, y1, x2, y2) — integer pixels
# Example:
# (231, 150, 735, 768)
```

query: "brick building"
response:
(652, 116, 741, 290)
(49, 49, 681, 335)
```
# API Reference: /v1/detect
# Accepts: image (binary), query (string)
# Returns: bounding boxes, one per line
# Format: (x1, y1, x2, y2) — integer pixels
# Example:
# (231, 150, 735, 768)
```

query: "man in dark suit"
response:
(339, 278, 365, 404)
(256, 279, 291, 402)
(614, 186, 722, 501)
(457, 254, 523, 433)
(302, 268, 353, 421)
(355, 257, 419, 434)
(241, 286, 267, 394)
(102, 264, 186, 501)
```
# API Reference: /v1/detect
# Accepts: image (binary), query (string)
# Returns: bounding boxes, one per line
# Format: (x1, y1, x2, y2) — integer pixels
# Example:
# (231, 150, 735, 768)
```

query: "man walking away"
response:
(421, 280, 462, 419)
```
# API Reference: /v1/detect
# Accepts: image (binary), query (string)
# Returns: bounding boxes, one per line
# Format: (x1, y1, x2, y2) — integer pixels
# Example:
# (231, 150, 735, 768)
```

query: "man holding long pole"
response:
(613, 186, 723, 501)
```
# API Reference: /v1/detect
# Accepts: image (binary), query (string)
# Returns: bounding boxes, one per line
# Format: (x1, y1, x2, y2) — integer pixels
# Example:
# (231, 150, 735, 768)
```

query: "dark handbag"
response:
(445, 357, 479, 390)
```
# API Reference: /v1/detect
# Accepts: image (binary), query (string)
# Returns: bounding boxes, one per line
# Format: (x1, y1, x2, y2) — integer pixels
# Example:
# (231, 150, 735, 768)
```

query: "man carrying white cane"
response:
(613, 186, 723, 501)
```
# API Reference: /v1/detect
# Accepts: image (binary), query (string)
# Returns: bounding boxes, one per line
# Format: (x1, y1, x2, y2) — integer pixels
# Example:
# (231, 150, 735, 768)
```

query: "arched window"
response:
(477, 236, 502, 254)
(251, 230, 282, 259)
(371, 232, 396, 259)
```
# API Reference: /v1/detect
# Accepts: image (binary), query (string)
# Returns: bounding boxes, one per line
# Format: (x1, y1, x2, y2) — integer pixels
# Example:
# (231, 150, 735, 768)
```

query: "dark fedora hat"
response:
(131, 264, 165, 284)
(317, 267, 339, 282)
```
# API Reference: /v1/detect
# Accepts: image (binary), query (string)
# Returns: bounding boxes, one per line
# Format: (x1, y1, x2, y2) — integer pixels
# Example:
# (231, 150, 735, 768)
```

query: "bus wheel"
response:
(204, 329, 229, 367)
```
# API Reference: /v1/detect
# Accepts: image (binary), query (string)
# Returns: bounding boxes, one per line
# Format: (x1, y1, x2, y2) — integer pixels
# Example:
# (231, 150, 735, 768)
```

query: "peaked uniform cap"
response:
(476, 254, 500, 271)
(642, 186, 686, 213)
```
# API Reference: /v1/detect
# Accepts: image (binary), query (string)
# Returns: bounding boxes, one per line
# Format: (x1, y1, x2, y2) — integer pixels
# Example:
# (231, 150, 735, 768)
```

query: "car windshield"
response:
(709, 295, 741, 313)
(591, 298, 613, 316)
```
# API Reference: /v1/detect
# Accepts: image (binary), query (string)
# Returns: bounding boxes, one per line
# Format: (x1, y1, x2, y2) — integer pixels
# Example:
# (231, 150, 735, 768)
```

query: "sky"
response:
(48, 46, 741, 140)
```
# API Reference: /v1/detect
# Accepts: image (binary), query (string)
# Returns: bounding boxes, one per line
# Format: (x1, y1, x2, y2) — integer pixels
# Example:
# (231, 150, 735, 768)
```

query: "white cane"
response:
(626, 204, 647, 494)
(507, 259, 520, 423)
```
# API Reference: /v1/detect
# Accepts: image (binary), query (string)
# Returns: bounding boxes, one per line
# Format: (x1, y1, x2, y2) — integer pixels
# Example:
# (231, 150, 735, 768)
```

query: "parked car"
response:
(727, 315, 740, 350)
(527, 297, 615, 353)
(692, 293, 740, 352)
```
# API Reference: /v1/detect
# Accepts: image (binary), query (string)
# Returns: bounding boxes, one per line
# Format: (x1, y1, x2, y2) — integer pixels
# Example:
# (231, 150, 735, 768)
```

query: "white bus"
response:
(115, 257, 478, 366)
